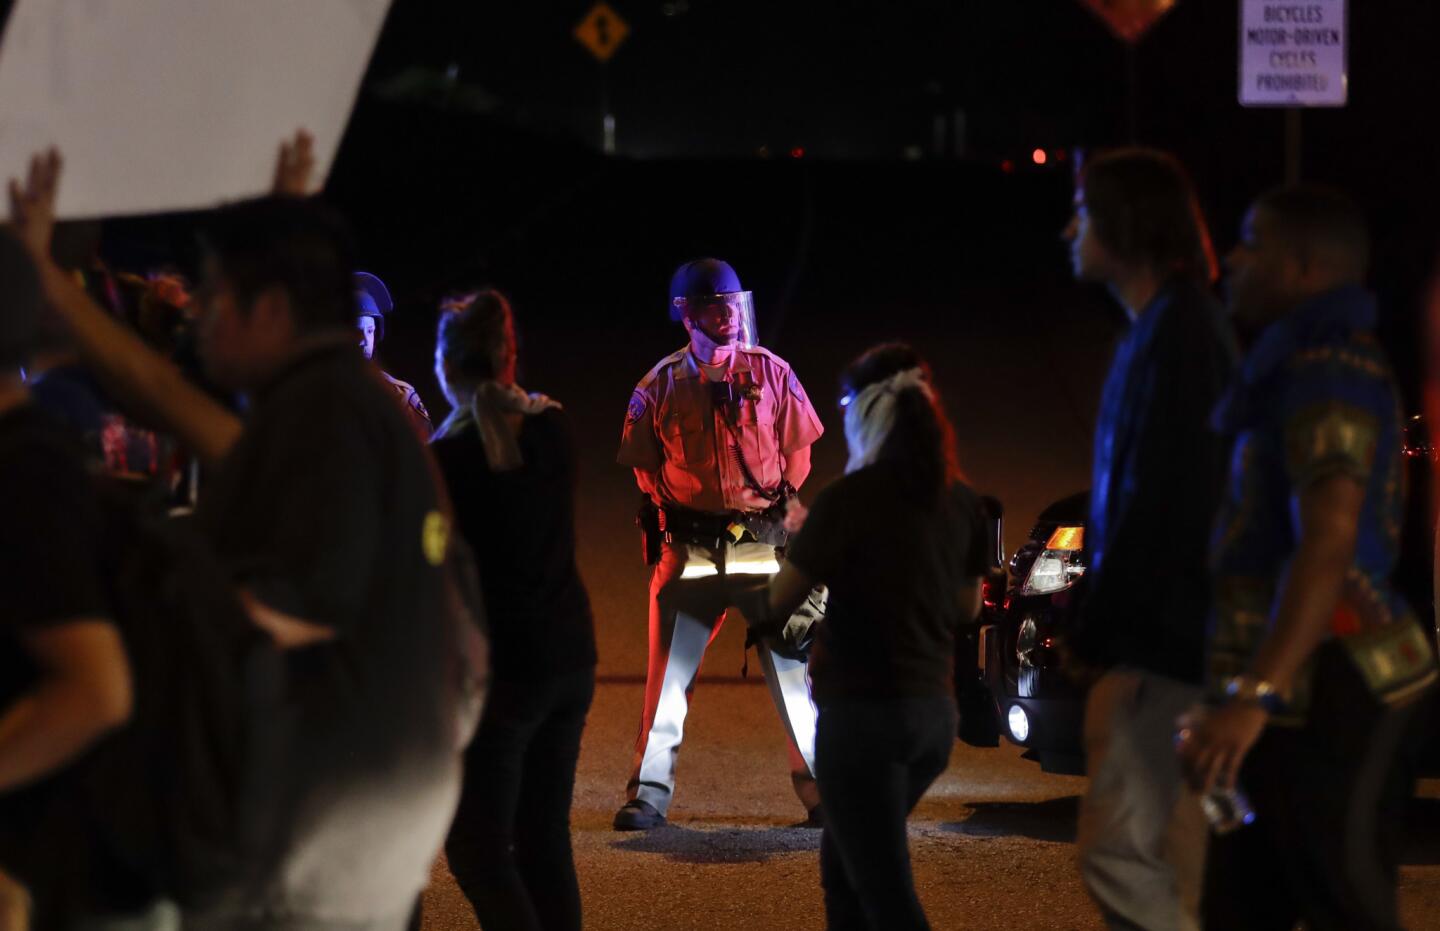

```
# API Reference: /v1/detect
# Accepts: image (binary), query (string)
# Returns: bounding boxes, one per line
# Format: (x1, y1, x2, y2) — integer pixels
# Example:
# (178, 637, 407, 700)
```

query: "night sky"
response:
(332, 1, 1440, 392)
(367, 0, 1440, 182)
(16, 0, 1436, 407)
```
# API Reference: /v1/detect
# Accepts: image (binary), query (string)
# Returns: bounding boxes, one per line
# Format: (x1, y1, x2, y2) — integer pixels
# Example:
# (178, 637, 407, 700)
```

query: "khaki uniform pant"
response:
(626, 540, 819, 816)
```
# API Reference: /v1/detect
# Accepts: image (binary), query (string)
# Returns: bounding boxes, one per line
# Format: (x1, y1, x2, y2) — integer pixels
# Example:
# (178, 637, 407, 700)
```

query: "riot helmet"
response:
(355, 271, 392, 360)
(668, 258, 757, 349)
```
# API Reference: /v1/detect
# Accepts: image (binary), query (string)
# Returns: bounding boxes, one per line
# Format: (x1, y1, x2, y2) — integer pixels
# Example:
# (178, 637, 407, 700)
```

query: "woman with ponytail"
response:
(769, 342, 987, 931)
(431, 289, 596, 931)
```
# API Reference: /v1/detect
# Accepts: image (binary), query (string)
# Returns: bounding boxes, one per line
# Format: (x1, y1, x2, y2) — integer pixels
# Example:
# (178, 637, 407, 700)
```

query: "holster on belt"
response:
(659, 504, 739, 549)
(658, 490, 795, 550)
(636, 495, 662, 566)
(742, 482, 797, 547)
(739, 504, 789, 547)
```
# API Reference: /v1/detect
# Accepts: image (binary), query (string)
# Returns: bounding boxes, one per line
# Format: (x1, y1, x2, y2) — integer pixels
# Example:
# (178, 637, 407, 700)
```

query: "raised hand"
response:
(271, 130, 316, 198)
(7, 148, 62, 260)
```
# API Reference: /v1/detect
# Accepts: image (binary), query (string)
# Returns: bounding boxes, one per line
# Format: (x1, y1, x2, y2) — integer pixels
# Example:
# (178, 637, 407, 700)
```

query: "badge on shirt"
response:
(422, 511, 450, 566)
(408, 392, 431, 423)
(626, 390, 648, 426)
(788, 371, 804, 401)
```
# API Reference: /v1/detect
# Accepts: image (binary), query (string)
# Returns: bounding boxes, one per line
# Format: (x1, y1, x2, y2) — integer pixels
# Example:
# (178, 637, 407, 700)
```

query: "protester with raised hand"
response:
(8, 138, 482, 931)
(0, 228, 138, 929)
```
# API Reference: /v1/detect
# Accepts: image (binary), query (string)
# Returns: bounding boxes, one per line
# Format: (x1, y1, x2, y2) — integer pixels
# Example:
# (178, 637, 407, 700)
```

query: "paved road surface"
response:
(407, 299, 1440, 929)
(418, 680, 1440, 930)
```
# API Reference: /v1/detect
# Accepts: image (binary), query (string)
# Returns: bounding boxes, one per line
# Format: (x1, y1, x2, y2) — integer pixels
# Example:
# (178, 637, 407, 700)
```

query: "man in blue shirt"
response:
(1066, 149, 1238, 931)
(1183, 187, 1435, 931)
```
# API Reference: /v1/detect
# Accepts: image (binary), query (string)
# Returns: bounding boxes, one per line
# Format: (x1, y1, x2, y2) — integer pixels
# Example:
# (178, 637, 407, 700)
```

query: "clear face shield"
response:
(672, 291, 758, 349)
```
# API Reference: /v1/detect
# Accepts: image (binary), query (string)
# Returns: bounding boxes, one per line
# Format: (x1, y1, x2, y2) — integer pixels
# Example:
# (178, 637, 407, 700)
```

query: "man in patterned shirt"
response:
(1183, 187, 1436, 930)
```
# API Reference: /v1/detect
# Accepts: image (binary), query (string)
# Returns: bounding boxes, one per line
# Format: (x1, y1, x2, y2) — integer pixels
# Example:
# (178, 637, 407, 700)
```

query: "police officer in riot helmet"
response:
(355, 271, 432, 439)
(615, 258, 827, 830)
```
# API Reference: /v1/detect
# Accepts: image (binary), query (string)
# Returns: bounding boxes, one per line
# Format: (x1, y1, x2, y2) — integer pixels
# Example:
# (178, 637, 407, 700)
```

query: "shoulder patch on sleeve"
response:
(1283, 401, 1380, 486)
(626, 390, 648, 426)
(788, 370, 805, 401)
(422, 511, 450, 566)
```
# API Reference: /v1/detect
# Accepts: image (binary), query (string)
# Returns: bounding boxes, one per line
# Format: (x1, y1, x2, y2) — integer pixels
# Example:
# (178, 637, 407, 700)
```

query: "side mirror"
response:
(978, 494, 1005, 572)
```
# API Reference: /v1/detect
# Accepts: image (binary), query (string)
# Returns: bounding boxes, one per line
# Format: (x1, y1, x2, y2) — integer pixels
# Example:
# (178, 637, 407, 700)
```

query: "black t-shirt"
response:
(196, 339, 462, 916)
(0, 404, 108, 711)
(431, 408, 597, 679)
(786, 460, 987, 703)
(0, 403, 130, 913)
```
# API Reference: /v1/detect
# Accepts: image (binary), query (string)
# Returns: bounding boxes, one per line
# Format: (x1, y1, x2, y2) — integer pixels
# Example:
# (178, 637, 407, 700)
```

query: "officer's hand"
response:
(736, 488, 775, 512)
(271, 130, 315, 198)
(783, 498, 809, 534)
(7, 148, 61, 261)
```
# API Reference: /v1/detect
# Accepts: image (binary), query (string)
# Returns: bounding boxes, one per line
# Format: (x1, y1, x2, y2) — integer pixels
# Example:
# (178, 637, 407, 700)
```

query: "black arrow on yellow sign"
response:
(574, 2, 630, 63)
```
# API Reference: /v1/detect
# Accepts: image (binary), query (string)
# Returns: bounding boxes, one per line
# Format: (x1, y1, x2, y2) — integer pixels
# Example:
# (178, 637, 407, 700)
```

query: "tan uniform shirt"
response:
(382, 371, 432, 441)
(618, 345, 824, 513)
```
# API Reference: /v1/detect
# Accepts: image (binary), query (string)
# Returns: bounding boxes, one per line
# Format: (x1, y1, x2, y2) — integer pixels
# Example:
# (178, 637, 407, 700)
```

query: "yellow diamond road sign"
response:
(575, 2, 629, 63)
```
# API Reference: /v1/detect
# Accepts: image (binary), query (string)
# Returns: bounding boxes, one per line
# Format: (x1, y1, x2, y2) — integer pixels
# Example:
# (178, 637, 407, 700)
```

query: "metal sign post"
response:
(1074, 0, 1180, 143)
(574, 1, 630, 155)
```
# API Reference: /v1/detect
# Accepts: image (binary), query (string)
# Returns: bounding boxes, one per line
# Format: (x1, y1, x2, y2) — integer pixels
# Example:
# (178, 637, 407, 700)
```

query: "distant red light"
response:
(790, 147, 805, 159)
(1055, 148, 1068, 162)
(1000, 159, 1014, 173)
(1032, 148, 1047, 165)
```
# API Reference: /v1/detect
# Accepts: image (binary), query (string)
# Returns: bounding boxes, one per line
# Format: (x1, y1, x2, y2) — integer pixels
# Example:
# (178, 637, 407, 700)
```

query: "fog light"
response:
(1007, 705, 1030, 743)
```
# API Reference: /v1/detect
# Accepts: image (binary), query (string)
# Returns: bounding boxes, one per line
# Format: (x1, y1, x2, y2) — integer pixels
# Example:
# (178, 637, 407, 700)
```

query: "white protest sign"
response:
(1240, 0, 1347, 107)
(0, 0, 392, 219)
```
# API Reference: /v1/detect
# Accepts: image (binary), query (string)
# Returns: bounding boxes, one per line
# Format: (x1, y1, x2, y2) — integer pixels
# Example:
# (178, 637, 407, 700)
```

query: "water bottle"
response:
(1199, 784, 1255, 834)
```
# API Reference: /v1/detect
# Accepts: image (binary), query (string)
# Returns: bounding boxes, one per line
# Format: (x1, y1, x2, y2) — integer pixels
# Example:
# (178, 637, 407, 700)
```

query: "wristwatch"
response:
(1223, 675, 1288, 714)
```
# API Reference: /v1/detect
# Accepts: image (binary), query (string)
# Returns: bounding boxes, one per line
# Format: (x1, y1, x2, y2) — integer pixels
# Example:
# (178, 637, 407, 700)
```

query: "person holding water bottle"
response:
(1180, 186, 1439, 931)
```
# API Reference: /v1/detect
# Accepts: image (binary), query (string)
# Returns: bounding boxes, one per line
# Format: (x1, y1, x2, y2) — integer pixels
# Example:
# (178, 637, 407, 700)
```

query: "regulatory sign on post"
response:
(1240, 0, 1347, 107)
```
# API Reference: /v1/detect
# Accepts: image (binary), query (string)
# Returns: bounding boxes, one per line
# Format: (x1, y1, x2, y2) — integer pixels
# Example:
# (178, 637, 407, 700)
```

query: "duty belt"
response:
(659, 504, 787, 548)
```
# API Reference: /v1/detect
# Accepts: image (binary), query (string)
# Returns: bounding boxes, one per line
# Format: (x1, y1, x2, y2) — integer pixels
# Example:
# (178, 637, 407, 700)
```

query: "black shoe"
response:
(613, 799, 667, 831)
(801, 805, 824, 829)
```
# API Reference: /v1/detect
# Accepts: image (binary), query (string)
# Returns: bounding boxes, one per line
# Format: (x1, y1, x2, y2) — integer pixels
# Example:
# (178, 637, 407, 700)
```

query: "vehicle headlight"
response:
(1007, 705, 1031, 743)
(1020, 526, 1086, 596)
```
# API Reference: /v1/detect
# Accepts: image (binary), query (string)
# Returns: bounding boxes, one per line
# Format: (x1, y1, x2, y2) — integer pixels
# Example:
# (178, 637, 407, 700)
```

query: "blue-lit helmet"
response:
(668, 258, 757, 348)
(355, 271, 392, 341)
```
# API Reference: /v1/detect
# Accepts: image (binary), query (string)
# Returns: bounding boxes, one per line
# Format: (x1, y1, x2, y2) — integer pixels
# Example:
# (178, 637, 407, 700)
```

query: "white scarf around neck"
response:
(432, 380, 561, 472)
(843, 367, 933, 474)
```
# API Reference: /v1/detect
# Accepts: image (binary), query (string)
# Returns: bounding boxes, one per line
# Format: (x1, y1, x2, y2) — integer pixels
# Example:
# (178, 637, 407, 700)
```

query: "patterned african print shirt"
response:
(1209, 285, 1411, 701)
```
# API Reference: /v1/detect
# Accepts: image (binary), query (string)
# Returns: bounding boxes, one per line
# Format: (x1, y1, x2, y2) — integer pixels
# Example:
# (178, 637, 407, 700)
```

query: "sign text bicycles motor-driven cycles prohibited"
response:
(1240, 0, 1347, 107)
